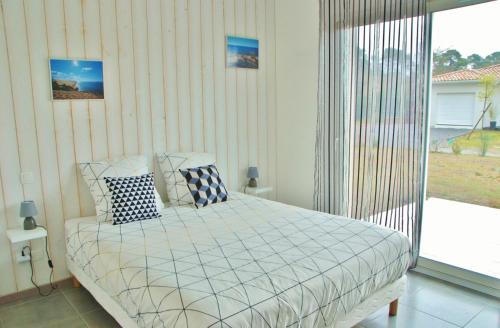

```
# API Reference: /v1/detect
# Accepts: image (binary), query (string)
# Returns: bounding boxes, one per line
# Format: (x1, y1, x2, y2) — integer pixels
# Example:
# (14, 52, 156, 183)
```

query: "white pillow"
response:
(156, 152, 216, 206)
(79, 155, 164, 222)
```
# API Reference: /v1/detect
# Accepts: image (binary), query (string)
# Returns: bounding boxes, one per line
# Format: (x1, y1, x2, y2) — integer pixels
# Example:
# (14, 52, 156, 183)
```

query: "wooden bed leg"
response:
(389, 299, 398, 316)
(72, 276, 81, 288)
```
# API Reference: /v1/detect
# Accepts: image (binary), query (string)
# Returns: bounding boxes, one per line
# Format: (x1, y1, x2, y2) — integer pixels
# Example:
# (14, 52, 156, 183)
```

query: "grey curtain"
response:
(314, 0, 431, 266)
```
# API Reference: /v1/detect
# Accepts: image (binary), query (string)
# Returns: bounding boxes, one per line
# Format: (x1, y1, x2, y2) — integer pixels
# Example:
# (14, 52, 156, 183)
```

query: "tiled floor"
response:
(0, 271, 498, 327)
(0, 281, 119, 328)
(355, 271, 499, 328)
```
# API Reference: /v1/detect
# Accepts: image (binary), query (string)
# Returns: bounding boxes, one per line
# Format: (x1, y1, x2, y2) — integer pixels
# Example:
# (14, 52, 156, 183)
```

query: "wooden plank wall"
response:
(0, 0, 277, 297)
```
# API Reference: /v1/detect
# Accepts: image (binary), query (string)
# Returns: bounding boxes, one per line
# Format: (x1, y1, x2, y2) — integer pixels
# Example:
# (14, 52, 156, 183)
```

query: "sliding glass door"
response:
(420, 1, 500, 282)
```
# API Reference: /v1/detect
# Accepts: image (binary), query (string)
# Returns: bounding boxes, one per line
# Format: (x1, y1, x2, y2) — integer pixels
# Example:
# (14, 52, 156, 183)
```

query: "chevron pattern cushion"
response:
(179, 165, 228, 208)
(104, 173, 161, 225)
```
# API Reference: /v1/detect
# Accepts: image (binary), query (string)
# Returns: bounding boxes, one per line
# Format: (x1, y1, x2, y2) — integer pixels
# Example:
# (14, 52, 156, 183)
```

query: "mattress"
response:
(65, 193, 411, 327)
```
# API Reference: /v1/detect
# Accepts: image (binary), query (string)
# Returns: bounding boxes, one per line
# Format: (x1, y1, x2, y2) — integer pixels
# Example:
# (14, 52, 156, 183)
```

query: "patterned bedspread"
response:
(65, 193, 411, 327)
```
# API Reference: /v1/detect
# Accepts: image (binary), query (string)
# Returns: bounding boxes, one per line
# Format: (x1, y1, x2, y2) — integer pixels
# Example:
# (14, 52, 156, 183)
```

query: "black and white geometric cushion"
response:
(179, 165, 229, 208)
(156, 152, 216, 206)
(104, 173, 161, 225)
(79, 156, 164, 223)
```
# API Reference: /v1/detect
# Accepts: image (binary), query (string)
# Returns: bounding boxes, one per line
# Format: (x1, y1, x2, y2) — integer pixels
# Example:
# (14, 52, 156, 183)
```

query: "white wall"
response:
(0, 0, 277, 297)
(275, 0, 319, 209)
(431, 81, 500, 128)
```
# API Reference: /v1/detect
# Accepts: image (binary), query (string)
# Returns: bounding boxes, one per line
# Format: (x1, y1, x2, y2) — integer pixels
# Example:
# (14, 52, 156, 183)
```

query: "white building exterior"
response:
(430, 65, 500, 129)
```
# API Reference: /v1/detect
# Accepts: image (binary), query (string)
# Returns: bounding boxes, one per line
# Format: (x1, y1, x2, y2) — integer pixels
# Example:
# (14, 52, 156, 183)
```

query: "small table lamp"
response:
(20, 200, 38, 230)
(247, 167, 259, 188)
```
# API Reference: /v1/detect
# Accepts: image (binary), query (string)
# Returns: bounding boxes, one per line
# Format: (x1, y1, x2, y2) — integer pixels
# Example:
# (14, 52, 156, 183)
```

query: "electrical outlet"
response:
(17, 253, 31, 263)
(13, 242, 30, 263)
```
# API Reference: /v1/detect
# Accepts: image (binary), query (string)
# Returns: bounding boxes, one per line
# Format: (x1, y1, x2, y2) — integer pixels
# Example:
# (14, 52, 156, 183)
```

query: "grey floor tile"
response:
(0, 293, 79, 328)
(81, 309, 120, 328)
(0, 289, 61, 311)
(464, 306, 500, 328)
(360, 303, 460, 328)
(62, 287, 102, 314)
(407, 272, 500, 309)
(37, 317, 88, 328)
(480, 296, 500, 310)
(400, 285, 486, 326)
(405, 271, 433, 295)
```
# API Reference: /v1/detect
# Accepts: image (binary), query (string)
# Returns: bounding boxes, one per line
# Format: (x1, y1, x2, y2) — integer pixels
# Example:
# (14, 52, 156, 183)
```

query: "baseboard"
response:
(415, 257, 500, 298)
(0, 278, 72, 306)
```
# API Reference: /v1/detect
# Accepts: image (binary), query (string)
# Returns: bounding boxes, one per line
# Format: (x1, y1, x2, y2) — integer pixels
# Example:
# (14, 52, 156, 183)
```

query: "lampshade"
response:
(20, 200, 38, 218)
(247, 167, 259, 179)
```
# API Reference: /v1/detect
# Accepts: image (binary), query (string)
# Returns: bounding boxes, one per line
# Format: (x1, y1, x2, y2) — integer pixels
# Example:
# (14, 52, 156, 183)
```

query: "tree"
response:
(381, 48, 406, 71)
(433, 49, 468, 75)
(478, 74, 498, 124)
(466, 54, 485, 69)
(433, 49, 500, 75)
(484, 51, 500, 66)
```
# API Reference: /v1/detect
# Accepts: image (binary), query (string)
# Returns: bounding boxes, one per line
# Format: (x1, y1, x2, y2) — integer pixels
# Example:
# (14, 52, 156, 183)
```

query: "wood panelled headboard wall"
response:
(0, 0, 277, 297)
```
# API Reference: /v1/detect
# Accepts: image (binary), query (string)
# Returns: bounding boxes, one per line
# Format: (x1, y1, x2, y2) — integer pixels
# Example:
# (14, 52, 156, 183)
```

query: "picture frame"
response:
(49, 58, 104, 100)
(226, 36, 259, 69)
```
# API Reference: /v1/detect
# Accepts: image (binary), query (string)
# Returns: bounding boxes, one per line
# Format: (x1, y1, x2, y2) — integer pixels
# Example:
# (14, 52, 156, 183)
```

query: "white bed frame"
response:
(67, 258, 406, 328)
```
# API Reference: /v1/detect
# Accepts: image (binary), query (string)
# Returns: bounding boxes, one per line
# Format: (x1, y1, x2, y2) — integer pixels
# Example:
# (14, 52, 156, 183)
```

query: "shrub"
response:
(479, 133, 492, 157)
(451, 139, 462, 155)
(430, 140, 440, 153)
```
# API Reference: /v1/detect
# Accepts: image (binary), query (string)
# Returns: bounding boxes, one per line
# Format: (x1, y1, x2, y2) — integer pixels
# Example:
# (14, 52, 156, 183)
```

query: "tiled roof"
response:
(432, 64, 500, 82)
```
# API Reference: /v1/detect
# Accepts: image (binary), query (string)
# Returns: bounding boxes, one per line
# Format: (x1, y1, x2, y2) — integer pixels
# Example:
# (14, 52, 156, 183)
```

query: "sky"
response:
(50, 59, 103, 82)
(227, 36, 258, 49)
(432, 0, 500, 57)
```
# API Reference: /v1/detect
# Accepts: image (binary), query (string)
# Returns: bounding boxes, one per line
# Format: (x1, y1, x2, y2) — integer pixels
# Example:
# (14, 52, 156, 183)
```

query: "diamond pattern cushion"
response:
(79, 156, 164, 222)
(104, 173, 161, 225)
(156, 152, 216, 206)
(179, 164, 228, 208)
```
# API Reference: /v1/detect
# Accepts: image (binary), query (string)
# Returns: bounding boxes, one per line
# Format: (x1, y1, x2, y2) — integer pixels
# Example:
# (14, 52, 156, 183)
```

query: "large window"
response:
(421, 0, 500, 279)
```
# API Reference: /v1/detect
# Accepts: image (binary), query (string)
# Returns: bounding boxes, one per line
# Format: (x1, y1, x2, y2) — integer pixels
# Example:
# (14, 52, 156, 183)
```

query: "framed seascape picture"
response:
(49, 59, 104, 100)
(226, 36, 259, 69)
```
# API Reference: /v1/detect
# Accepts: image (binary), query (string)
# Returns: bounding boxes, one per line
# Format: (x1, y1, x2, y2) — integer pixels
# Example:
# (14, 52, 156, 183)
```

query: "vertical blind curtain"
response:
(314, 0, 431, 265)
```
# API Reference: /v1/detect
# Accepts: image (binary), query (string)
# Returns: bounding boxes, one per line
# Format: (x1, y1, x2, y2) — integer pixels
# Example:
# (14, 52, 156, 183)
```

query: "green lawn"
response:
(453, 131, 500, 154)
(427, 152, 500, 208)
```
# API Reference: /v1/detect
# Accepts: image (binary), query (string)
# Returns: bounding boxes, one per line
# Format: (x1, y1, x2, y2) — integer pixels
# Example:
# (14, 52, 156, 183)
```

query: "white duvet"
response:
(66, 193, 411, 328)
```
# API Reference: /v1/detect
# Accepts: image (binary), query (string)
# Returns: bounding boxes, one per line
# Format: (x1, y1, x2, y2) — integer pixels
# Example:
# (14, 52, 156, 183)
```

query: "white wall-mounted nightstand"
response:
(6, 228, 47, 263)
(243, 186, 273, 197)
(6, 227, 47, 244)
(6, 226, 57, 294)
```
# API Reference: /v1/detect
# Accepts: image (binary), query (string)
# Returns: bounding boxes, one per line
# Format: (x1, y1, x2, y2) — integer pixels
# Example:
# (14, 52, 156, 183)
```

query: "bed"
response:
(65, 192, 411, 327)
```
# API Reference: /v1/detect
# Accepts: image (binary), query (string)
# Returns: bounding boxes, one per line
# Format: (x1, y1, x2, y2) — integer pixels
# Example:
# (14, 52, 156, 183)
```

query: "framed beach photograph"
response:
(49, 59, 104, 100)
(226, 36, 258, 69)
